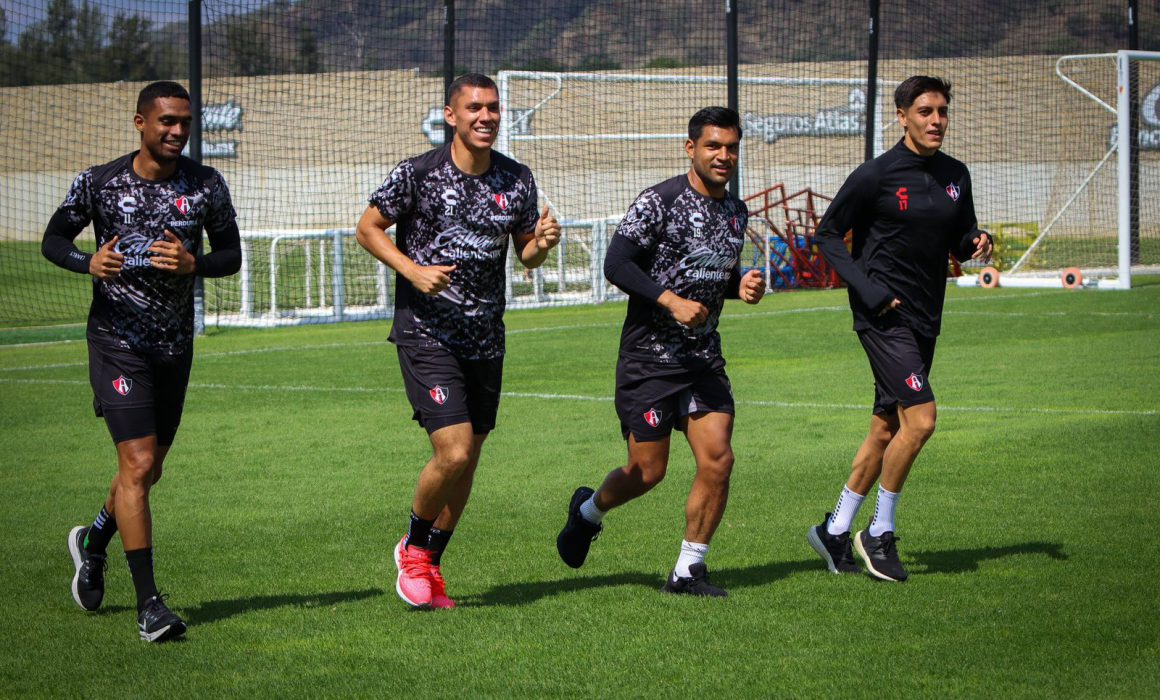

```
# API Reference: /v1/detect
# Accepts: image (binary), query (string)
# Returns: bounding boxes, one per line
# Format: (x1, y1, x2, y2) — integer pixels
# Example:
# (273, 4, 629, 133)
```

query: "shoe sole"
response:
(853, 530, 906, 583)
(556, 487, 595, 569)
(807, 525, 841, 574)
(68, 526, 99, 612)
(139, 619, 187, 643)
(393, 540, 431, 609)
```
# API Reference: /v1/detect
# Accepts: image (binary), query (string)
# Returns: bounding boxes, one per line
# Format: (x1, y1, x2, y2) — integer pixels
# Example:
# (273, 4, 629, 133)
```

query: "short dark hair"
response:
(445, 73, 498, 106)
(136, 81, 190, 115)
(688, 106, 742, 143)
(894, 76, 952, 109)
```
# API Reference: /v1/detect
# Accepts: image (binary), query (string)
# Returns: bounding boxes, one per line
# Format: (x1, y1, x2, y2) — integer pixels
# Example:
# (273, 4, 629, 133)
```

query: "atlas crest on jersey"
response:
(112, 375, 132, 396)
(643, 407, 662, 428)
(493, 193, 509, 211)
(905, 372, 924, 392)
(174, 195, 191, 216)
(429, 385, 448, 405)
(945, 182, 960, 201)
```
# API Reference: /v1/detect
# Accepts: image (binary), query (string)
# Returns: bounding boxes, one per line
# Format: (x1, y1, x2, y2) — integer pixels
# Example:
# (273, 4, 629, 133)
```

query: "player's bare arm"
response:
(514, 205, 561, 269)
(658, 290, 709, 327)
(356, 205, 455, 295)
(738, 269, 766, 304)
(89, 235, 124, 280)
(147, 230, 196, 275)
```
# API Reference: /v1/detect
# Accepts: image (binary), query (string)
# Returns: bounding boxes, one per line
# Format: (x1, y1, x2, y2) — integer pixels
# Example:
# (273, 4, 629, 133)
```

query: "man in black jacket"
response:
(806, 76, 992, 582)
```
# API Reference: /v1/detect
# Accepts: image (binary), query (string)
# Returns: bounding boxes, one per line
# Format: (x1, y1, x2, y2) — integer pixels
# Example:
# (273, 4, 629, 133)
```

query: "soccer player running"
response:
(356, 73, 561, 609)
(806, 76, 992, 582)
(556, 107, 765, 597)
(43, 81, 241, 641)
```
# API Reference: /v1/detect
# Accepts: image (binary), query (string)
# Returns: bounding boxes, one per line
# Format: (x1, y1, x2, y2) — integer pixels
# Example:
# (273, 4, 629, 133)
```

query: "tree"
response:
(295, 25, 321, 74)
(226, 19, 273, 76)
(105, 14, 160, 82)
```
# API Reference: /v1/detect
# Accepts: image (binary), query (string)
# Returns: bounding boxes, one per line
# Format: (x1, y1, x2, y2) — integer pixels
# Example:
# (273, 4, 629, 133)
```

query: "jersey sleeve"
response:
(614, 189, 665, 250)
(952, 168, 984, 261)
(515, 168, 540, 235)
(814, 162, 895, 313)
(368, 160, 416, 223)
(196, 171, 242, 278)
(41, 170, 95, 274)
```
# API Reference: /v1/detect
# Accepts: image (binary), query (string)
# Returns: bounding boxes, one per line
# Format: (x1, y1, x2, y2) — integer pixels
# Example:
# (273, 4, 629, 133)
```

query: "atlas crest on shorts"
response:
(429, 385, 448, 405)
(112, 375, 132, 396)
(905, 372, 924, 392)
(643, 407, 662, 428)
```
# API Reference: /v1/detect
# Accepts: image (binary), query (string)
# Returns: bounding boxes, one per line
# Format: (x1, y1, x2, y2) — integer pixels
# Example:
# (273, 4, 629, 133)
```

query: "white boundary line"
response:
(1, 377, 1154, 417)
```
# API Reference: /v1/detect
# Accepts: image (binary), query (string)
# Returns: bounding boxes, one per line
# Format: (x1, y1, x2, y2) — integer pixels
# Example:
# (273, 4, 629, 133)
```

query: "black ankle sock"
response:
(407, 511, 435, 551)
(427, 527, 454, 566)
(84, 506, 117, 556)
(124, 548, 158, 610)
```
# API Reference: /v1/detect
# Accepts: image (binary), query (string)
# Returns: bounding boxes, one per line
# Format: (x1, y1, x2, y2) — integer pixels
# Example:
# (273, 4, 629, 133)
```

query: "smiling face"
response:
(686, 125, 740, 198)
(444, 85, 500, 154)
(898, 90, 948, 156)
(134, 96, 192, 164)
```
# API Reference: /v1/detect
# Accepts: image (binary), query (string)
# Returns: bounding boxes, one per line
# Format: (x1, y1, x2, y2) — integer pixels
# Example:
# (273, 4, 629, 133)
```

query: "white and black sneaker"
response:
(807, 513, 860, 574)
(556, 486, 602, 569)
(137, 594, 187, 643)
(68, 525, 106, 611)
(854, 530, 909, 582)
(661, 563, 728, 597)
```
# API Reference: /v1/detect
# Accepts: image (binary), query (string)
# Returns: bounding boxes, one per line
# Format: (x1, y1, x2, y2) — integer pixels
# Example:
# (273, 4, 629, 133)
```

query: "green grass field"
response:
(1, 282, 1158, 697)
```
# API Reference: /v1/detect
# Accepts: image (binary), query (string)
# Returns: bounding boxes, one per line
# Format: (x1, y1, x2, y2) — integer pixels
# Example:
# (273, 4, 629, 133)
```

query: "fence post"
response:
(726, 0, 740, 194)
(1128, 0, 1139, 264)
(865, 0, 880, 162)
(443, 0, 455, 145)
(189, 0, 206, 334)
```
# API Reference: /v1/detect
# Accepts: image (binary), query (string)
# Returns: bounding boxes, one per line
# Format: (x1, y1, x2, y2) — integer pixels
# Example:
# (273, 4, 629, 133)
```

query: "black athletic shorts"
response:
(857, 325, 937, 415)
(615, 354, 734, 442)
(87, 333, 193, 445)
(396, 344, 503, 435)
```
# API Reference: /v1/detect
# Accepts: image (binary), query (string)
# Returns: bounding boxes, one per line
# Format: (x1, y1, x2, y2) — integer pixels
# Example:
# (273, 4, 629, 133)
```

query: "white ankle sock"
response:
(674, 540, 709, 578)
(579, 495, 605, 524)
(868, 485, 900, 537)
(826, 486, 865, 536)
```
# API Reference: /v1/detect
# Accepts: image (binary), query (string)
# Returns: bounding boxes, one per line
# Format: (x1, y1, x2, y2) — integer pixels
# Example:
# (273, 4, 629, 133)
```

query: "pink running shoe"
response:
(429, 565, 456, 610)
(393, 536, 433, 608)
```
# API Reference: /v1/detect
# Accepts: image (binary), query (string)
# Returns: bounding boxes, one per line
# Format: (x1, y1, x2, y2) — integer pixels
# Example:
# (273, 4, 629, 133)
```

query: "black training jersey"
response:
(815, 139, 982, 337)
(614, 174, 748, 364)
(369, 144, 539, 360)
(54, 153, 237, 355)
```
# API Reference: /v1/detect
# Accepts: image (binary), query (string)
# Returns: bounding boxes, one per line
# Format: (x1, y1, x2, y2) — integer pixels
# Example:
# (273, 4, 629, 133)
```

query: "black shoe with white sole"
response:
(854, 530, 909, 582)
(137, 594, 187, 643)
(807, 514, 860, 574)
(68, 525, 106, 612)
(556, 486, 602, 569)
(660, 562, 728, 597)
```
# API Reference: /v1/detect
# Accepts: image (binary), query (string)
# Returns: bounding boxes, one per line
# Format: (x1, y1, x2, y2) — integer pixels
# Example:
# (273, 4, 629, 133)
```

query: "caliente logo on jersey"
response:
(430, 385, 448, 405)
(643, 407, 662, 428)
(905, 372, 924, 392)
(112, 375, 132, 396)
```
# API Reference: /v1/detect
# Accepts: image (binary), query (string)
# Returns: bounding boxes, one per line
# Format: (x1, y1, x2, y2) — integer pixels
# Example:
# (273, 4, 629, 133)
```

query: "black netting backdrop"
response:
(1, 1, 1156, 328)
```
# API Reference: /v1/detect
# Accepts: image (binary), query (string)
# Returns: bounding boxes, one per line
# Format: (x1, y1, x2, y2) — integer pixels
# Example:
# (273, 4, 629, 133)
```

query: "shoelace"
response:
(141, 593, 173, 622)
(80, 555, 107, 584)
(878, 535, 900, 558)
(401, 551, 432, 578)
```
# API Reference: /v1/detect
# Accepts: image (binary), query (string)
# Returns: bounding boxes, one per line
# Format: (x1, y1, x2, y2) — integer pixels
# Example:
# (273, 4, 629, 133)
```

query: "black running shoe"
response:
(807, 513, 859, 574)
(556, 486, 602, 568)
(68, 525, 106, 612)
(854, 530, 909, 582)
(137, 594, 187, 643)
(661, 562, 728, 597)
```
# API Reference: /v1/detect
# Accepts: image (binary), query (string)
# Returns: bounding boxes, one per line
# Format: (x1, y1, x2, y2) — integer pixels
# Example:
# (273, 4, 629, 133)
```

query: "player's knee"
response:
(118, 453, 156, 486)
(697, 449, 734, 484)
(628, 457, 668, 490)
(434, 445, 473, 473)
(907, 412, 937, 442)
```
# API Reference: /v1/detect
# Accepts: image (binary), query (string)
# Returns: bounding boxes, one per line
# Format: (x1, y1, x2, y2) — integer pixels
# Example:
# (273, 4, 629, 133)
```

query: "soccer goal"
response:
(959, 50, 1160, 290)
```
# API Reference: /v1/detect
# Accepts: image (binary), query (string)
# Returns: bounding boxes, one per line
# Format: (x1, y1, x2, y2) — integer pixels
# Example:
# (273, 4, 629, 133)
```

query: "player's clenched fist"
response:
(408, 263, 456, 295)
(534, 205, 561, 251)
(89, 235, 125, 280)
(148, 230, 196, 275)
(739, 269, 765, 304)
(659, 290, 709, 328)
